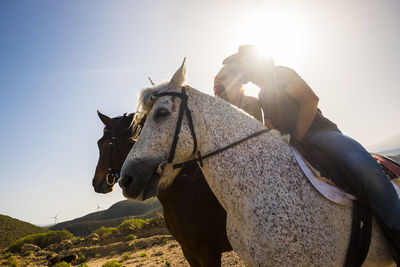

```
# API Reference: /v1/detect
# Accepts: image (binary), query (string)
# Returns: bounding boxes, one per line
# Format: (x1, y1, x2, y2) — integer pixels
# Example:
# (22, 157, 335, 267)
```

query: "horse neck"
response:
(187, 87, 293, 210)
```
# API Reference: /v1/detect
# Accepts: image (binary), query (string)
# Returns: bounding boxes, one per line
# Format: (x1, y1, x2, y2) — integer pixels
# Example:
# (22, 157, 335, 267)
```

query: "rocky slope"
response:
(0, 216, 245, 266)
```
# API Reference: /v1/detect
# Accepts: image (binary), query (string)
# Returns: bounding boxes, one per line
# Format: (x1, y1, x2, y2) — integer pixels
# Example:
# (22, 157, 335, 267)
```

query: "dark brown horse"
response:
(92, 111, 231, 267)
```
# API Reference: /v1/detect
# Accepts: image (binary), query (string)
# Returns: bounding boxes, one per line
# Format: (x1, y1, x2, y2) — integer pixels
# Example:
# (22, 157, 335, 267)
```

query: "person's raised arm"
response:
(285, 77, 319, 140)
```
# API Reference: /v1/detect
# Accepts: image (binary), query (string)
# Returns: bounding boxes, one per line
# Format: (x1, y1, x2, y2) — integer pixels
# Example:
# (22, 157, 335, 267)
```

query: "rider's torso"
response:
(258, 66, 338, 135)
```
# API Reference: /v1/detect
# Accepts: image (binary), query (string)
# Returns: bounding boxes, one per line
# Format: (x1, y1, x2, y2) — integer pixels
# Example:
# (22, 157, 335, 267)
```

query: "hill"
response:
(0, 216, 244, 266)
(49, 198, 162, 236)
(0, 214, 47, 249)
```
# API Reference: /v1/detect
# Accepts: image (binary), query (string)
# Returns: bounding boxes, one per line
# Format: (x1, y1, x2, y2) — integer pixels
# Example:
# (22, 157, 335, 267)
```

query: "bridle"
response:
(155, 86, 271, 170)
(156, 87, 197, 165)
(105, 114, 128, 186)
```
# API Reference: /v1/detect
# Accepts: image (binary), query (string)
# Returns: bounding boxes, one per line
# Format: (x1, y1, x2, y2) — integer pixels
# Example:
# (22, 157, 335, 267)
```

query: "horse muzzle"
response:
(119, 158, 160, 200)
(92, 175, 113, 194)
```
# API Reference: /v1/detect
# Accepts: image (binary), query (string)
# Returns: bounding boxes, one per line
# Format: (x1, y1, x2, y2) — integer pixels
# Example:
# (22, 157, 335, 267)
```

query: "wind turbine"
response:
(50, 213, 59, 225)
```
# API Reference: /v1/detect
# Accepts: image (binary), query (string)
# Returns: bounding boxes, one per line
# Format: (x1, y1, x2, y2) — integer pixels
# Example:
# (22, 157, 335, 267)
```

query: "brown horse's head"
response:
(92, 111, 135, 193)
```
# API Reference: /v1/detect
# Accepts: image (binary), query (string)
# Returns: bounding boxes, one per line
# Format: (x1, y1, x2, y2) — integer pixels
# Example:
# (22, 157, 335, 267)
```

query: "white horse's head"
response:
(120, 59, 200, 200)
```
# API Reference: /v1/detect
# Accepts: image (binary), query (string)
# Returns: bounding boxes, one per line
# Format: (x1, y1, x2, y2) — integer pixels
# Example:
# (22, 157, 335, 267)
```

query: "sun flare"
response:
(238, 10, 308, 64)
(234, 7, 309, 97)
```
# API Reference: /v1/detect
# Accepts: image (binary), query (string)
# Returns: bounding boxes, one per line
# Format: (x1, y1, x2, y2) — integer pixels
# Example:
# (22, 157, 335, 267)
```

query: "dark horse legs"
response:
(182, 248, 222, 267)
(158, 163, 231, 267)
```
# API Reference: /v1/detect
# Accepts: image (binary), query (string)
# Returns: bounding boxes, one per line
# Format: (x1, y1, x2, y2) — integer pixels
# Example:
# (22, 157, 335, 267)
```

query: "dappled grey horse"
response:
(120, 60, 393, 266)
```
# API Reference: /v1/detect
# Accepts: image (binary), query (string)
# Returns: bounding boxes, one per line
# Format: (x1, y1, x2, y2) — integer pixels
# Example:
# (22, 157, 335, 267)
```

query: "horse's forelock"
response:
(137, 82, 169, 114)
(131, 82, 170, 140)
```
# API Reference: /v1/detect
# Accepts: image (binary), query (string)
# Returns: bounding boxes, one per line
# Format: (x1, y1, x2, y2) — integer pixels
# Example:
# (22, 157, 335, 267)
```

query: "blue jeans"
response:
(302, 129, 400, 231)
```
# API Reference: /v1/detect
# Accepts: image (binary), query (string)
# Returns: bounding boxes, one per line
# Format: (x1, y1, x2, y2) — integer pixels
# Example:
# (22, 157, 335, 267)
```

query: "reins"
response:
(155, 86, 271, 170)
(173, 128, 270, 169)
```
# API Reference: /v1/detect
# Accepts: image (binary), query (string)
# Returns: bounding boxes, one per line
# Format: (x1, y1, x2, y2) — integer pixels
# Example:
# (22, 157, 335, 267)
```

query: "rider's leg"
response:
(302, 129, 400, 232)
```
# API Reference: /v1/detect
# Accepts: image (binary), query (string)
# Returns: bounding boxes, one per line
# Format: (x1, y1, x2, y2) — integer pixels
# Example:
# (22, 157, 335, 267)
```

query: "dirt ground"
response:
(0, 235, 246, 267)
(86, 238, 246, 267)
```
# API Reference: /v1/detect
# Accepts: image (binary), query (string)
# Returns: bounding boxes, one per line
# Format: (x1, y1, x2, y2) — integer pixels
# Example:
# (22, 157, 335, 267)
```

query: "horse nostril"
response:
(120, 175, 133, 189)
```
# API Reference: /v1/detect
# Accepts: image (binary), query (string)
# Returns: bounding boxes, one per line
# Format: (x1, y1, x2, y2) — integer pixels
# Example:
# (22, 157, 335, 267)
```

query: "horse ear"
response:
(170, 57, 186, 88)
(97, 110, 113, 127)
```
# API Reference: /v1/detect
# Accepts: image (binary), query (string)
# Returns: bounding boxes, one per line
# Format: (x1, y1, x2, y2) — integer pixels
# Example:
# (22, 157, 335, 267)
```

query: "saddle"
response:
(371, 153, 400, 180)
(293, 143, 400, 267)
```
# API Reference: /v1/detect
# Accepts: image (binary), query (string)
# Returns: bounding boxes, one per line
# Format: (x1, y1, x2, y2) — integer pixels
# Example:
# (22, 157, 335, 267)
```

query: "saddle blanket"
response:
(291, 147, 400, 207)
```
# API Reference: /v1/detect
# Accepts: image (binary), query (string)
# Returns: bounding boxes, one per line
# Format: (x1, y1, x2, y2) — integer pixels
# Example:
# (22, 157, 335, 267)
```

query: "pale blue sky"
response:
(0, 0, 399, 225)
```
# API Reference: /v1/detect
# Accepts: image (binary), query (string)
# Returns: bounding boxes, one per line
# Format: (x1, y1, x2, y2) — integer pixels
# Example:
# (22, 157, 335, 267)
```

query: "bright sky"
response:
(0, 0, 399, 225)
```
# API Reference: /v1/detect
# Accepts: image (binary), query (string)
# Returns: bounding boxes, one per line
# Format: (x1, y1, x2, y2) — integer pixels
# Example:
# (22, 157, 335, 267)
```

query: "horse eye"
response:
(154, 108, 170, 119)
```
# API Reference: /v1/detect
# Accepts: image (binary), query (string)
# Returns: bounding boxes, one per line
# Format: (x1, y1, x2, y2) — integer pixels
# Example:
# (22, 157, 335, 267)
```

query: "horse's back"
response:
(219, 134, 393, 266)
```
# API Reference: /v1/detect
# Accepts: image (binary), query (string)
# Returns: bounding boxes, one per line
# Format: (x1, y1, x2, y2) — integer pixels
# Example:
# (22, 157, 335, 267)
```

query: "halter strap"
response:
(106, 113, 127, 185)
(156, 87, 198, 163)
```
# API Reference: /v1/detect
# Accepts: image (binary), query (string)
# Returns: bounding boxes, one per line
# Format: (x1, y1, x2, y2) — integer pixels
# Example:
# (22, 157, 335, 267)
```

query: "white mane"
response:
(132, 82, 168, 126)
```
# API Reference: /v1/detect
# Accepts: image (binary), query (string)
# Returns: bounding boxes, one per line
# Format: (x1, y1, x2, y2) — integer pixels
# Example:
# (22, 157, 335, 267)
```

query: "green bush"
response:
(102, 260, 123, 267)
(125, 234, 136, 241)
(138, 251, 147, 257)
(76, 252, 86, 264)
(110, 251, 117, 256)
(22, 250, 33, 257)
(121, 253, 130, 261)
(117, 218, 148, 231)
(7, 256, 19, 267)
(7, 230, 73, 253)
(94, 226, 117, 237)
(53, 262, 71, 267)
(77, 263, 89, 267)
(3, 252, 14, 259)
